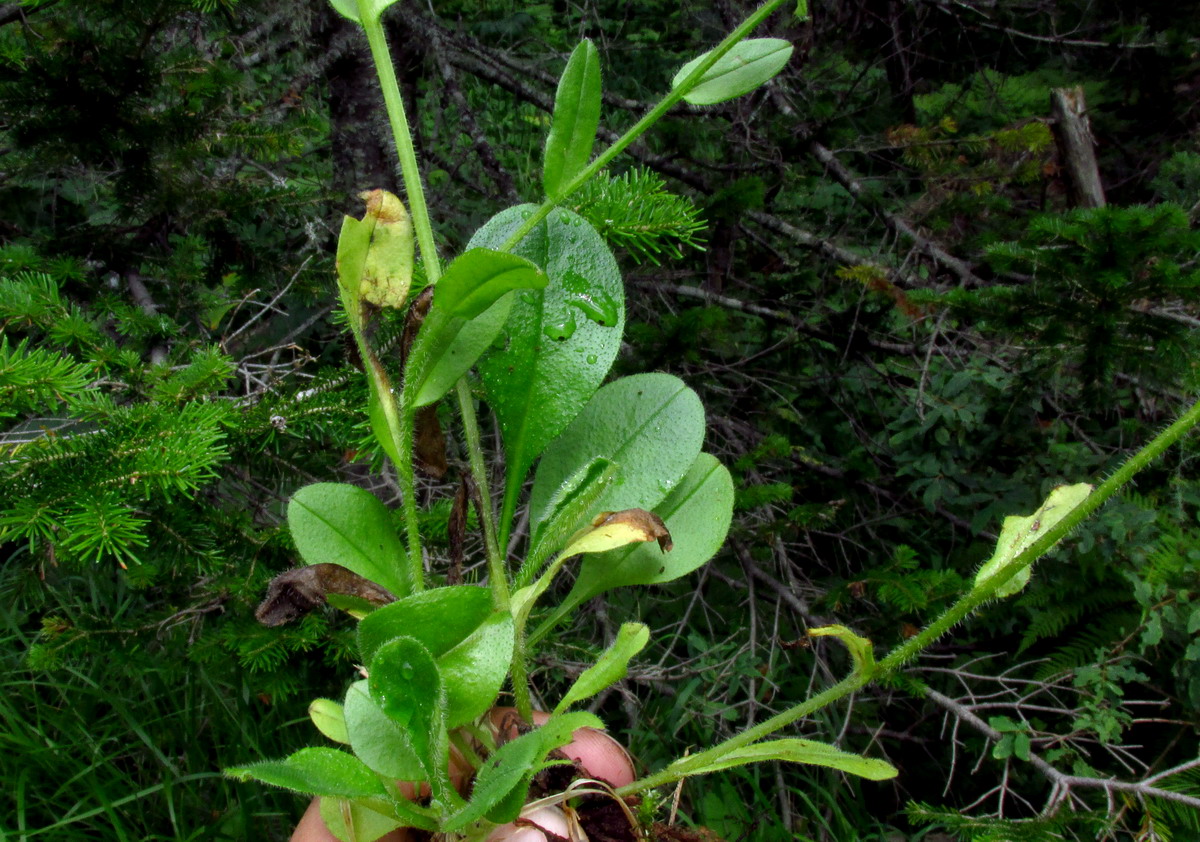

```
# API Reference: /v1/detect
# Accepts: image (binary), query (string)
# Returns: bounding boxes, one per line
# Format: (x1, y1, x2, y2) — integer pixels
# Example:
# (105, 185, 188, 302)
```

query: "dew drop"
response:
(586, 353, 598, 365)
(400, 661, 415, 680)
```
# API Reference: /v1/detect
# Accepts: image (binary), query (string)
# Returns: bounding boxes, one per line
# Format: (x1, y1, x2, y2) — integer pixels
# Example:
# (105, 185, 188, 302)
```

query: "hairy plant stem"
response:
(456, 377, 508, 611)
(359, 9, 440, 284)
(359, 4, 504, 592)
(621, 395, 1200, 795)
(497, 0, 791, 254)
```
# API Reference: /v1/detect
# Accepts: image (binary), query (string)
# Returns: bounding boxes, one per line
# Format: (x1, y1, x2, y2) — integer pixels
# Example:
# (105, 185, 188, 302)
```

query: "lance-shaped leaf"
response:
(532, 453, 733, 643)
(288, 483, 411, 598)
(470, 205, 625, 531)
(974, 482, 1093, 599)
(667, 739, 897, 781)
(225, 747, 386, 798)
(408, 249, 547, 408)
(543, 39, 602, 198)
(672, 38, 794, 106)
(808, 624, 875, 677)
(309, 698, 349, 745)
(433, 248, 546, 320)
(528, 373, 705, 530)
(554, 623, 650, 713)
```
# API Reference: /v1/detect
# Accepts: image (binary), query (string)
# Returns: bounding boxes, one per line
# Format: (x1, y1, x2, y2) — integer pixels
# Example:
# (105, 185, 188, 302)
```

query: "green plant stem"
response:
(456, 377, 508, 611)
(497, 0, 790, 255)
(358, 8, 440, 284)
(877, 394, 1200, 676)
(360, 5, 503, 594)
(620, 395, 1200, 796)
(510, 631, 534, 723)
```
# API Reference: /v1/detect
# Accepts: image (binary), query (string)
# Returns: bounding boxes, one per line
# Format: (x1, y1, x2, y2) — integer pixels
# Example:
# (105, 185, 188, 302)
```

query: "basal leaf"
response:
(534, 453, 732, 640)
(225, 747, 385, 798)
(357, 585, 492, 665)
(288, 483, 410, 598)
(309, 698, 349, 744)
(554, 622, 649, 713)
(368, 636, 445, 775)
(469, 205, 625, 532)
(672, 38, 793, 106)
(444, 711, 602, 832)
(318, 798, 405, 842)
(668, 739, 897, 781)
(543, 39, 602, 198)
(343, 680, 424, 781)
(528, 373, 705, 531)
(438, 611, 515, 727)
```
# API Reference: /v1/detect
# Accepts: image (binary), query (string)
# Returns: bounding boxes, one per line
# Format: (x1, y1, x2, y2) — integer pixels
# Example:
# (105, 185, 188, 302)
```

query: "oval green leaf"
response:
(288, 483, 410, 598)
(357, 585, 492, 664)
(672, 38, 793, 106)
(543, 39, 602, 198)
(533, 453, 732, 641)
(309, 698, 349, 744)
(226, 747, 385, 797)
(528, 373, 705, 533)
(470, 205, 625, 528)
(343, 680, 424, 781)
(439, 611, 515, 727)
(368, 637, 445, 775)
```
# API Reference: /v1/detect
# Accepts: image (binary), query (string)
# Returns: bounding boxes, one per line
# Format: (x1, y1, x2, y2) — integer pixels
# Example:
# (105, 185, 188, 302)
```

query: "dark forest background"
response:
(4, 0, 1200, 839)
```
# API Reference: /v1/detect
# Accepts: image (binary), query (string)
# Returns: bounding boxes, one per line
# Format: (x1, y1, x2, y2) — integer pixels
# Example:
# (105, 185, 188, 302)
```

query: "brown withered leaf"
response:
(255, 563, 397, 627)
(447, 475, 474, 585)
(400, 285, 434, 364)
(590, 509, 673, 552)
(399, 287, 446, 478)
(414, 404, 448, 478)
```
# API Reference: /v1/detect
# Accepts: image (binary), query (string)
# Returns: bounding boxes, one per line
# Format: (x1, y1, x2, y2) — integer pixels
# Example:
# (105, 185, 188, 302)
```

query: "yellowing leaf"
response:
(975, 482, 1093, 598)
(560, 508, 672, 557)
(358, 189, 414, 310)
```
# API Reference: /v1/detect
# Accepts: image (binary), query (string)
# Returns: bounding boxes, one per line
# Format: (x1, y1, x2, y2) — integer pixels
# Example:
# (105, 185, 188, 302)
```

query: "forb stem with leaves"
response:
(228, 0, 1200, 838)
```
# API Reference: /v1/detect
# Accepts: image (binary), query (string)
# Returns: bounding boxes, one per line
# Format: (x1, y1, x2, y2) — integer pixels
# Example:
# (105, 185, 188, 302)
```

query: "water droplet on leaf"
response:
(586, 353, 598, 365)
(542, 311, 577, 342)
